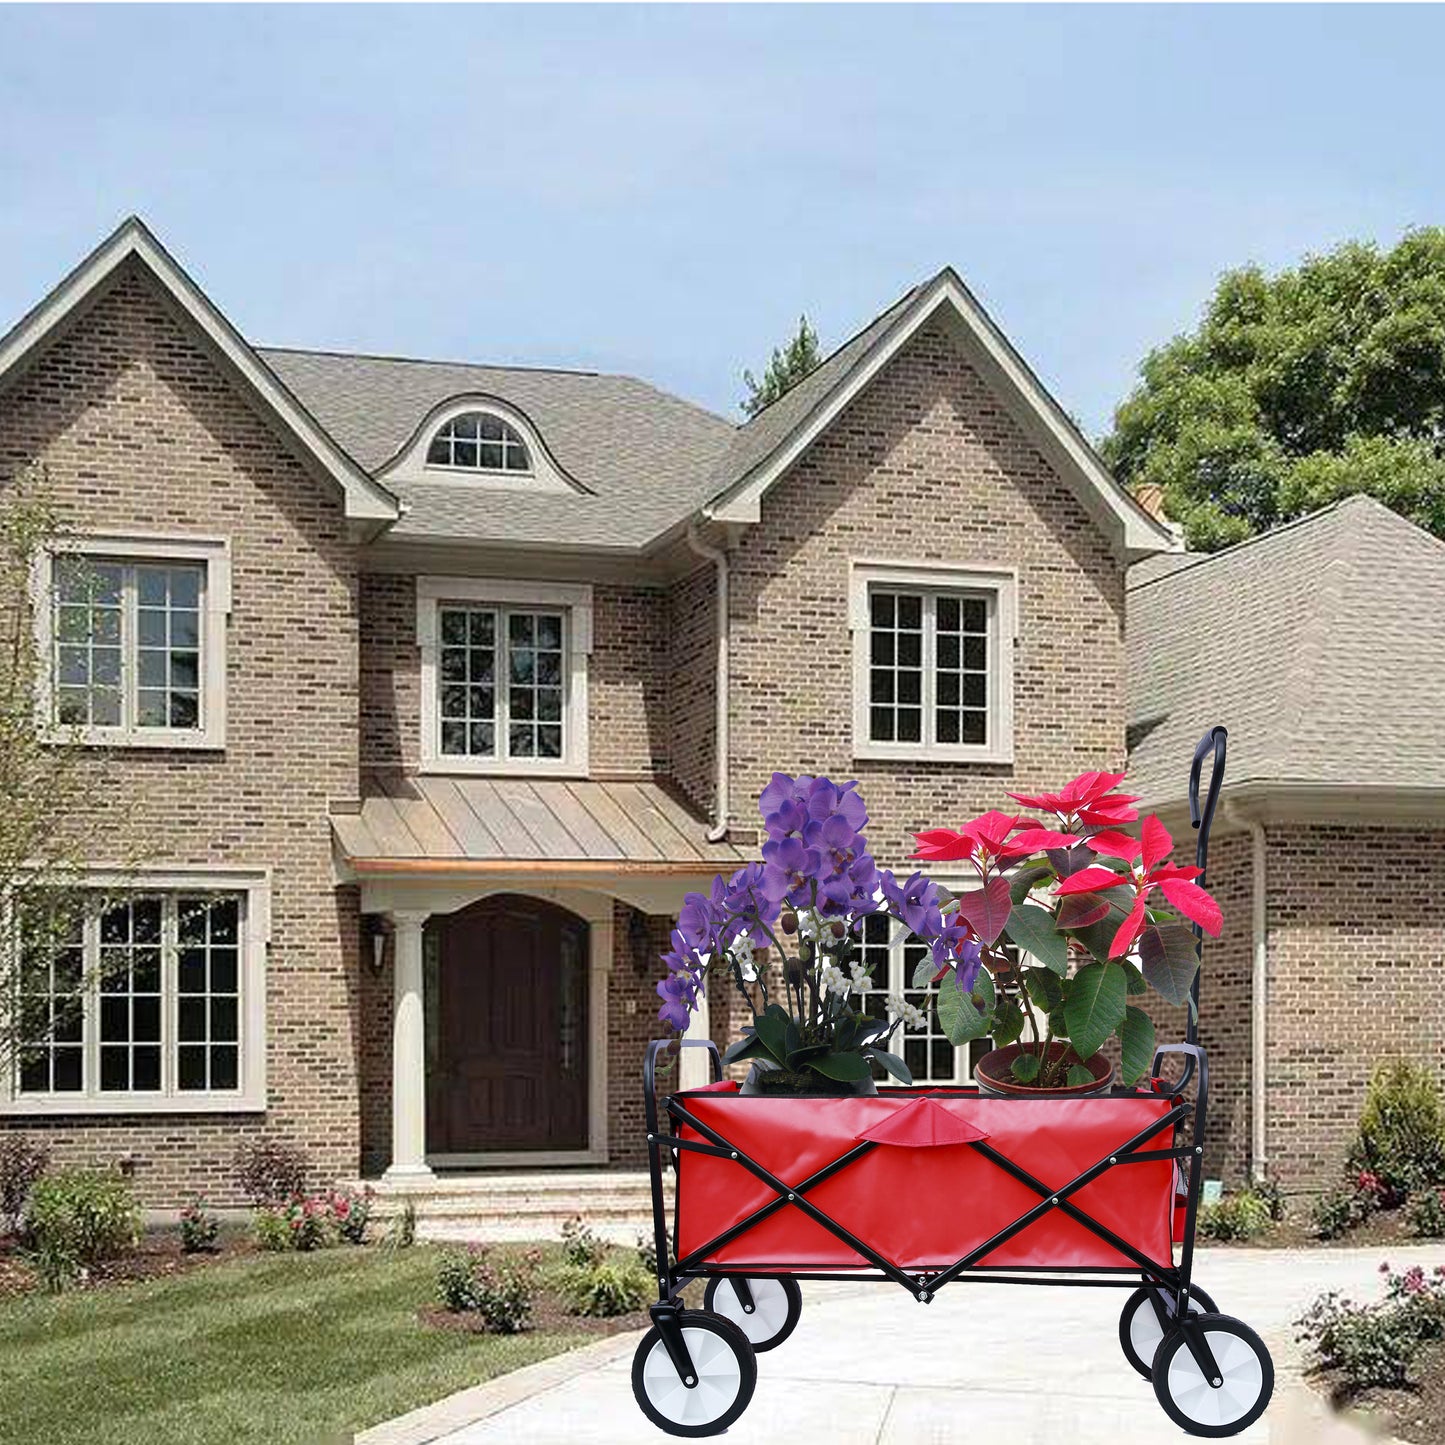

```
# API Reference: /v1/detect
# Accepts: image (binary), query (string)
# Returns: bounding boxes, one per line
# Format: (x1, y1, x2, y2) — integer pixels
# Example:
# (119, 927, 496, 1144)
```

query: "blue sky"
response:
(1, 5, 1442, 433)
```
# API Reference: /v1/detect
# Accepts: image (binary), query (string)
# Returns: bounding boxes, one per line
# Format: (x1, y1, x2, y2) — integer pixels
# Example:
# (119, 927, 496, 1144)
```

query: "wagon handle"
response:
(1185, 726, 1226, 1047)
(643, 1038, 723, 1137)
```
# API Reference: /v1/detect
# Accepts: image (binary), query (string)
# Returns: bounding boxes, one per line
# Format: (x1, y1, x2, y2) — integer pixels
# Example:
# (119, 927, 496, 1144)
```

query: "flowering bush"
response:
(657, 769, 1221, 1091)
(1296, 1263, 1445, 1391)
(1348, 1059, 1445, 1199)
(436, 1246, 539, 1333)
(560, 1214, 604, 1269)
(252, 1190, 368, 1251)
(558, 1257, 651, 1318)
(1409, 1187, 1445, 1239)
(326, 1187, 371, 1245)
(179, 1201, 220, 1254)
(1198, 1188, 1272, 1242)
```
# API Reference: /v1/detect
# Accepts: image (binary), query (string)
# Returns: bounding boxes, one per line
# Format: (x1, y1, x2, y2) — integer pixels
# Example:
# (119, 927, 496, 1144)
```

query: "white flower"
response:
(728, 931, 758, 983)
(887, 992, 927, 1030)
(796, 909, 821, 942)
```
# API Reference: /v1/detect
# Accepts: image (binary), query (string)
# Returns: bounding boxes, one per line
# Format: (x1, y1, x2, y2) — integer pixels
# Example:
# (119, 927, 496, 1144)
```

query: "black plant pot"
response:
(739, 1062, 878, 1098)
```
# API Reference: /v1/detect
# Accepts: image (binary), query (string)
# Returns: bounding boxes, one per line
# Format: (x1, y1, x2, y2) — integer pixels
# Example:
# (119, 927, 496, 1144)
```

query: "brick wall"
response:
(0, 262, 363, 1205)
(1265, 823, 1445, 1195)
(724, 321, 1126, 866)
(606, 905, 673, 1167)
(666, 560, 717, 818)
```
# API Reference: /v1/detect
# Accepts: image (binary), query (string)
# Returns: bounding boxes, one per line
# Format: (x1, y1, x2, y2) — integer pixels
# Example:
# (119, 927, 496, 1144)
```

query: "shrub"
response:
(326, 1188, 371, 1245)
(1409, 1187, 1445, 1240)
(635, 1230, 658, 1278)
(178, 1202, 220, 1254)
(558, 1258, 651, 1318)
(253, 1208, 291, 1252)
(233, 1138, 309, 1208)
(436, 1246, 539, 1333)
(1312, 1188, 1365, 1241)
(1198, 1188, 1272, 1242)
(382, 1200, 416, 1251)
(0, 1135, 49, 1234)
(1296, 1264, 1445, 1393)
(26, 1168, 138, 1279)
(1252, 1175, 1285, 1223)
(560, 1214, 604, 1269)
(1350, 1060, 1445, 1197)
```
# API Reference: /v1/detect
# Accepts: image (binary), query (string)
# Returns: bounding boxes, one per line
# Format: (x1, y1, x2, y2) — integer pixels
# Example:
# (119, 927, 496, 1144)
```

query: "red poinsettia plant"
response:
(913, 770, 1221, 1092)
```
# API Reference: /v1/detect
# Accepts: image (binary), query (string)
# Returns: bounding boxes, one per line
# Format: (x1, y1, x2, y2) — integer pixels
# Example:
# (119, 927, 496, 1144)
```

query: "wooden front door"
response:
(425, 894, 590, 1156)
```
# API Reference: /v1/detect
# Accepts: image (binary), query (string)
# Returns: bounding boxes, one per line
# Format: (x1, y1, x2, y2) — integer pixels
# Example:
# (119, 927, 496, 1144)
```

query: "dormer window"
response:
(425, 412, 531, 473)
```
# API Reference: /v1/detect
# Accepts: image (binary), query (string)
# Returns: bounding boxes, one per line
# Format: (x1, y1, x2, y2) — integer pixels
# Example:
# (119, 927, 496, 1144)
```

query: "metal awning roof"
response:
(332, 774, 750, 876)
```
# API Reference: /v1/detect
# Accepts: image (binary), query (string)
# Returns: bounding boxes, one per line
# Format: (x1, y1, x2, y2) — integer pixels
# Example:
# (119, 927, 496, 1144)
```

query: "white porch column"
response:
(679, 983, 713, 1090)
(384, 910, 435, 1182)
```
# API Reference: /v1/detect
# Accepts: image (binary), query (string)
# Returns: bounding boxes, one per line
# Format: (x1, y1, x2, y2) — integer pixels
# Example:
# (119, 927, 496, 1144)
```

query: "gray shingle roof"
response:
(259, 348, 736, 549)
(1127, 495, 1445, 805)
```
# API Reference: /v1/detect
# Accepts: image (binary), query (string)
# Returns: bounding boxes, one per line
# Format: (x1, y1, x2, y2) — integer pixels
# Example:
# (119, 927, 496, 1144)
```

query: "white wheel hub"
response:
(709, 1278, 792, 1345)
(1164, 1326, 1266, 1429)
(640, 1326, 745, 1428)
(1129, 1291, 1204, 1367)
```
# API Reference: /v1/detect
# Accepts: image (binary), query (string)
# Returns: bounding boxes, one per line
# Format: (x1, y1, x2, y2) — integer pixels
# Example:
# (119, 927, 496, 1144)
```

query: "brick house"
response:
(0, 217, 1173, 1205)
(1127, 494, 1445, 1197)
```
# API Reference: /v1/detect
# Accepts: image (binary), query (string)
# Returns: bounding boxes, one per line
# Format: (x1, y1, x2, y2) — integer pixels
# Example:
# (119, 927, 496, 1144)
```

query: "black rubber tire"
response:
(631, 1310, 757, 1438)
(1119, 1283, 1220, 1379)
(702, 1275, 803, 1352)
(1151, 1313, 1274, 1437)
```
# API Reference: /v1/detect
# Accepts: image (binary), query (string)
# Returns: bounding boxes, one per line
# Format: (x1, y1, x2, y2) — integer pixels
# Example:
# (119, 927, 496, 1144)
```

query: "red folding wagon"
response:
(631, 728, 1275, 1438)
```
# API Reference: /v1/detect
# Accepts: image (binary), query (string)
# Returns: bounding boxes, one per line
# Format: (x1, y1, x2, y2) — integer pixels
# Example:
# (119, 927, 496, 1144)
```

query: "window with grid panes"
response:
(853, 913, 967, 1086)
(13, 893, 246, 1104)
(52, 556, 206, 733)
(437, 606, 565, 761)
(866, 587, 990, 749)
(426, 412, 531, 472)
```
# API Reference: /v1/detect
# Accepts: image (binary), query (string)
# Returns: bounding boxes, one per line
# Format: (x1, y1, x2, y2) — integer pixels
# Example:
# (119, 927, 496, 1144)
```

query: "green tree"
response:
(1102, 230, 1445, 549)
(741, 314, 822, 417)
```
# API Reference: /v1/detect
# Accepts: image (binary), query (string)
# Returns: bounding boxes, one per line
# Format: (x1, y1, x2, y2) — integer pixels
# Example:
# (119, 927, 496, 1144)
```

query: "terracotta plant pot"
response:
(974, 1041, 1113, 1097)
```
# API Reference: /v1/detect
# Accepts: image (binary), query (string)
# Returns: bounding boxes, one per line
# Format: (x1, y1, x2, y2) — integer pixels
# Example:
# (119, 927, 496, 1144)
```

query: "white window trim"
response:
(0, 866, 270, 1116)
(383, 398, 579, 494)
(417, 576, 592, 778)
(849, 559, 1017, 766)
(32, 533, 231, 751)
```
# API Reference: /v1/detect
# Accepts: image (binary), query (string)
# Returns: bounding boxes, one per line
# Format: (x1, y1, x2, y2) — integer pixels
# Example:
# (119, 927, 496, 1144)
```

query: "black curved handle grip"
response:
(1188, 726, 1228, 862)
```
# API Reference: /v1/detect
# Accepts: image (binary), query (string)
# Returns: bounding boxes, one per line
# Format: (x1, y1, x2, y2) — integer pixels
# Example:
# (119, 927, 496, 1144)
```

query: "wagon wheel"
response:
(1151, 1314, 1274, 1437)
(703, 1275, 803, 1352)
(631, 1310, 757, 1437)
(1119, 1283, 1219, 1379)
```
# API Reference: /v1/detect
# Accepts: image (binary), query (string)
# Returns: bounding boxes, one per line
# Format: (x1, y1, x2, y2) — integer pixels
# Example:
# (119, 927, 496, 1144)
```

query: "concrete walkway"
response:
(362, 1246, 1440, 1445)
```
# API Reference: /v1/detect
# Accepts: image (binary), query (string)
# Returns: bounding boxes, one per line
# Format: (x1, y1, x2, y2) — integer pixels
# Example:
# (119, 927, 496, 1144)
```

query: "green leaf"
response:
(1056, 892, 1110, 931)
(991, 997, 1025, 1048)
(1004, 903, 1070, 975)
(1118, 1006, 1157, 1086)
(1066, 1064, 1096, 1087)
(1062, 962, 1128, 1059)
(912, 953, 941, 988)
(937, 967, 995, 1045)
(807, 1051, 874, 1082)
(1069, 896, 1135, 961)
(722, 1034, 771, 1066)
(1024, 966, 1064, 1014)
(1008, 863, 1056, 905)
(1048, 1009, 1070, 1039)
(1122, 963, 1149, 996)
(865, 1048, 913, 1085)
(1011, 1052, 1042, 1083)
(1138, 923, 1201, 1006)
(752, 1007, 790, 1065)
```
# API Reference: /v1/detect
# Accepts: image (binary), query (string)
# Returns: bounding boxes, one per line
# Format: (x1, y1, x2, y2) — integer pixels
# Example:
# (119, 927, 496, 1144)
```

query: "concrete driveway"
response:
(365, 1245, 1439, 1445)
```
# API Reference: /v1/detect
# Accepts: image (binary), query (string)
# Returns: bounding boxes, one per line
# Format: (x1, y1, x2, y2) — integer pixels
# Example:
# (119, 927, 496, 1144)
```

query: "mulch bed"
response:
(0, 1228, 254, 1298)
(1207, 1210, 1424, 1250)
(1316, 1340, 1445, 1445)
(420, 1296, 652, 1339)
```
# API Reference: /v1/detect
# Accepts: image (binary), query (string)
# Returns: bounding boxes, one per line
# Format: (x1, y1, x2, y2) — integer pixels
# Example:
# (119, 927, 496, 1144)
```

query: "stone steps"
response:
(352, 1169, 658, 1244)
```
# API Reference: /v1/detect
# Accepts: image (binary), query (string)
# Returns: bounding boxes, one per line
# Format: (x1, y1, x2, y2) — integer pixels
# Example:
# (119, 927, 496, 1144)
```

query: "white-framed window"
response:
(33, 535, 230, 750)
(848, 560, 1016, 764)
(417, 577, 592, 776)
(2, 869, 269, 1115)
(426, 411, 531, 474)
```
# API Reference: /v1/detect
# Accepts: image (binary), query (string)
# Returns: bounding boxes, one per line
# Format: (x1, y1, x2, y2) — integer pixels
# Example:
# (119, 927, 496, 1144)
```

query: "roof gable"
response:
(0, 218, 398, 524)
(705, 268, 1172, 559)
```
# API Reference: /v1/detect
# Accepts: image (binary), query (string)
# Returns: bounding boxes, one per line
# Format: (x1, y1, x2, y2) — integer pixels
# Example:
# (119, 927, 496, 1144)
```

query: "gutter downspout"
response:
(686, 519, 729, 842)
(1226, 801, 1269, 1184)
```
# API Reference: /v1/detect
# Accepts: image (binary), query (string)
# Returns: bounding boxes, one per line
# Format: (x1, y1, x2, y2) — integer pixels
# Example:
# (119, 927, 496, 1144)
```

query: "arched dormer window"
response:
(426, 411, 531, 473)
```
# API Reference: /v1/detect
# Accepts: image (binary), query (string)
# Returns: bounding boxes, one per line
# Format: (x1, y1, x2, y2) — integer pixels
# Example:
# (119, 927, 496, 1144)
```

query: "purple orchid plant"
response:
(656, 773, 980, 1091)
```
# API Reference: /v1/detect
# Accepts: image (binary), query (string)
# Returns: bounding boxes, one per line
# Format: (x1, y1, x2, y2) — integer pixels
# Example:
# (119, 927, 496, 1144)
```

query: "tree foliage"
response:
(1102, 230, 1445, 549)
(741, 314, 822, 418)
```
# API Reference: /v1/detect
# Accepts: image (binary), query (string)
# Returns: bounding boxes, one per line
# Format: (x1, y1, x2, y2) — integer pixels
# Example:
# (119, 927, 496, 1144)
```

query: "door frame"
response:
(424, 887, 612, 1169)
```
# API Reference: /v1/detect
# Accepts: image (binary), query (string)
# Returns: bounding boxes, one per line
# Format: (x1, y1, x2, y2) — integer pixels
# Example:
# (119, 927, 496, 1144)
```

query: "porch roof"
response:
(332, 774, 751, 876)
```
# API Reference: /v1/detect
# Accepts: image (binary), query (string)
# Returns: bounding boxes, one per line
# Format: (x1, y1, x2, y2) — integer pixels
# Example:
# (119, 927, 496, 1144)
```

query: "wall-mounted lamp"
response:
(362, 914, 393, 975)
(629, 908, 653, 973)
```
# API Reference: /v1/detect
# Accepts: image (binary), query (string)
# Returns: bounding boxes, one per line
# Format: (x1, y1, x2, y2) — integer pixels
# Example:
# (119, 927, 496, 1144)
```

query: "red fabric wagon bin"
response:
(674, 1088, 1178, 1273)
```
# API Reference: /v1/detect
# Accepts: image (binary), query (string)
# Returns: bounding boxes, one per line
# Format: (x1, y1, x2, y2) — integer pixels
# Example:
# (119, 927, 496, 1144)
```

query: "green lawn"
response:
(0, 1245, 596, 1445)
